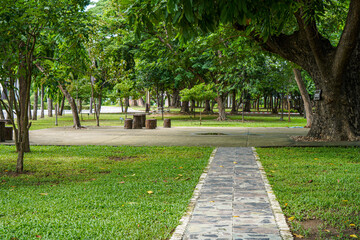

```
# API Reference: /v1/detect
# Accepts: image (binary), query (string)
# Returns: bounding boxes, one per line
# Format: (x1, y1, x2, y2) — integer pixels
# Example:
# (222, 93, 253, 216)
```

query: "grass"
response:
(0, 145, 213, 239)
(257, 147, 360, 239)
(29, 112, 307, 130)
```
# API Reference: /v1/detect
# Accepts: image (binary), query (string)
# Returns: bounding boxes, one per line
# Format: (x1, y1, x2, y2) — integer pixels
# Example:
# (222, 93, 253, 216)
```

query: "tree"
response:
(131, 0, 360, 141)
(0, 0, 89, 173)
(180, 83, 216, 120)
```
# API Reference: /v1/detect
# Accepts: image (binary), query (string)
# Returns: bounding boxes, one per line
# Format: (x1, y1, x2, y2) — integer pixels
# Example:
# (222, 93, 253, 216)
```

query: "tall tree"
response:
(131, 0, 360, 141)
(0, 0, 89, 173)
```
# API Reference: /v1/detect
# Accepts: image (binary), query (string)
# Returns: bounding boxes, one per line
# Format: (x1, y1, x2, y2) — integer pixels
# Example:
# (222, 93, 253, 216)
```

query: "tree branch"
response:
(333, 0, 360, 79)
(300, 10, 328, 76)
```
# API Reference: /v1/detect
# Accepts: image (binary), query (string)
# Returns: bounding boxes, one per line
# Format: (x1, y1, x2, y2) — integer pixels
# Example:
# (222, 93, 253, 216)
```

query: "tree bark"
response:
(203, 99, 213, 113)
(58, 95, 65, 116)
(230, 89, 238, 114)
(16, 60, 32, 172)
(40, 85, 44, 118)
(47, 98, 53, 117)
(216, 93, 227, 121)
(180, 101, 190, 113)
(171, 89, 181, 107)
(95, 95, 102, 127)
(190, 100, 195, 113)
(0, 103, 4, 119)
(58, 84, 81, 129)
(28, 101, 32, 120)
(89, 96, 93, 114)
(293, 68, 313, 128)
(77, 99, 82, 114)
(32, 88, 38, 120)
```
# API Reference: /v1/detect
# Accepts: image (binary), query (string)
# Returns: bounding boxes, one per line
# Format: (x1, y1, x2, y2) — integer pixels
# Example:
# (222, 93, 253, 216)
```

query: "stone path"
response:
(182, 147, 286, 240)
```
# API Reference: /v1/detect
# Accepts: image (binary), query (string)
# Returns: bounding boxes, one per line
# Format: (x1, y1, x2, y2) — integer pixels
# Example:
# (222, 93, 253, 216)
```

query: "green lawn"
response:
(0, 145, 213, 239)
(257, 147, 360, 239)
(29, 113, 307, 130)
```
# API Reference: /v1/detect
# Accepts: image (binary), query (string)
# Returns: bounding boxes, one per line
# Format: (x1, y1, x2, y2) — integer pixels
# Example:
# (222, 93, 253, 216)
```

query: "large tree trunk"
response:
(241, 1, 360, 141)
(32, 88, 38, 120)
(180, 101, 190, 113)
(293, 68, 313, 128)
(216, 93, 227, 121)
(40, 85, 45, 118)
(171, 89, 181, 107)
(203, 99, 213, 113)
(58, 84, 81, 129)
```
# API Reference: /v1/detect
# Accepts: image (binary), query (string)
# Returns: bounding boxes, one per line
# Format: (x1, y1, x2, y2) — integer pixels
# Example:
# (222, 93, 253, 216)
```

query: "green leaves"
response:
(180, 83, 216, 102)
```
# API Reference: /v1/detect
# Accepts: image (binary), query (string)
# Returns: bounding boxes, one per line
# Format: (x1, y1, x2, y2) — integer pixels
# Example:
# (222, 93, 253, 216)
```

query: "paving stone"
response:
(182, 147, 282, 240)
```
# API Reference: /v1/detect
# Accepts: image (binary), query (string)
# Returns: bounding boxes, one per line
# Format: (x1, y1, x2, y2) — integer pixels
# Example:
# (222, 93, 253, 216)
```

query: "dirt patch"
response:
(292, 218, 359, 239)
(109, 156, 140, 162)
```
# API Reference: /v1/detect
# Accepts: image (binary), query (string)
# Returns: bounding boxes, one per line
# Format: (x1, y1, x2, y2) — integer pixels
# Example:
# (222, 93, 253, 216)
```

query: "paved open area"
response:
(26, 126, 360, 147)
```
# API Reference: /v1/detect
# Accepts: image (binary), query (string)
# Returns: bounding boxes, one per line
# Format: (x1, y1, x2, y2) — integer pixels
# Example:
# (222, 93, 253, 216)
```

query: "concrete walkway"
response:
(180, 147, 287, 240)
(26, 126, 360, 147)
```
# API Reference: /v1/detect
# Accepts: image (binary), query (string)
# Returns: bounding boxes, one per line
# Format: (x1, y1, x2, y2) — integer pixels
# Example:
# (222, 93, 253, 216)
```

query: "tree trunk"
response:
(16, 61, 32, 172)
(47, 98, 53, 117)
(32, 88, 38, 120)
(58, 95, 65, 116)
(190, 100, 195, 113)
(0, 103, 4, 119)
(124, 97, 129, 118)
(95, 95, 102, 127)
(230, 89, 238, 114)
(58, 84, 81, 129)
(40, 85, 45, 118)
(77, 99, 82, 114)
(211, 100, 216, 112)
(216, 93, 227, 121)
(203, 99, 213, 113)
(171, 89, 181, 107)
(28, 101, 32, 120)
(293, 68, 313, 128)
(244, 99, 251, 112)
(89, 96, 93, 114)
(180, 101, 190, 113)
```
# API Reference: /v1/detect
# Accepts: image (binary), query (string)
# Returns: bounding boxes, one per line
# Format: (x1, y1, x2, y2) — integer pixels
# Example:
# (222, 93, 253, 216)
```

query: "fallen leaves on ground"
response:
(288, 216, 295, 221)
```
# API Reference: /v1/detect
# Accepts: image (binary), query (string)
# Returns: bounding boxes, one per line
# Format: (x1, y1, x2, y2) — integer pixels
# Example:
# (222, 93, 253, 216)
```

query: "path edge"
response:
(170, 148, 218, 240)
(252, 147, 294, 240)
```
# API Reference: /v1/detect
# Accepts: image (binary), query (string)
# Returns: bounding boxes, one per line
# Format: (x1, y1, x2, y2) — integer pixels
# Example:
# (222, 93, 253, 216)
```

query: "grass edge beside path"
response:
(0, 145, 213, 240)
(257, 147, 360, 240)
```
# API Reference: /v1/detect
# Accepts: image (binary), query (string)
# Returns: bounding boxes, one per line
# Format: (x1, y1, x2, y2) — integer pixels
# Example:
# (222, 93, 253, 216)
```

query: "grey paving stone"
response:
(182, 147, 282, 240)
